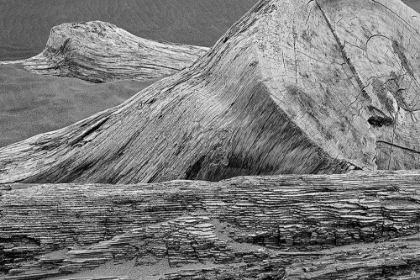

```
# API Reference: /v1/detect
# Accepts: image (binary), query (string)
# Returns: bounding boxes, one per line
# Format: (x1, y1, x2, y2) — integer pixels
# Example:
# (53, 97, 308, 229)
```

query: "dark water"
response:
(0, 0, 258, 61)
(403, 0, 420, 12)
(0, 0, 418, 61)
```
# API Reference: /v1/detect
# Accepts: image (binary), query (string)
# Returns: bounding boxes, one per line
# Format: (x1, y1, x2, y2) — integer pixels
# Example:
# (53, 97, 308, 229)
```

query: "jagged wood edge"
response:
(2, 170, 420, 279)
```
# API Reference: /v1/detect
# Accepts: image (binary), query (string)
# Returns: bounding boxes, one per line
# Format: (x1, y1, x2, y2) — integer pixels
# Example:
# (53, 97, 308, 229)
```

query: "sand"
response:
(0, 64, 158, 147)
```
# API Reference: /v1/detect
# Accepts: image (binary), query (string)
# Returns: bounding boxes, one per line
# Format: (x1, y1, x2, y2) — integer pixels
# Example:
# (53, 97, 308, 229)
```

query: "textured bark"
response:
(2, 171, 420, 279)
(22, 21, 209, 82)
(1, 0, 420, 184)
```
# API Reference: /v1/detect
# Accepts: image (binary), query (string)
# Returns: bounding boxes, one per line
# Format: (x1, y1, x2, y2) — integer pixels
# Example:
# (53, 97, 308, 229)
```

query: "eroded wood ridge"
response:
(1, 171, 420, 279)
(23, 21, 209, 82)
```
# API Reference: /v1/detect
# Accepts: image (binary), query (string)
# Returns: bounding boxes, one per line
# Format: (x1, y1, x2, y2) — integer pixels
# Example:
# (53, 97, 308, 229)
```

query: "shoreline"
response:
(0, 59, 27, 65)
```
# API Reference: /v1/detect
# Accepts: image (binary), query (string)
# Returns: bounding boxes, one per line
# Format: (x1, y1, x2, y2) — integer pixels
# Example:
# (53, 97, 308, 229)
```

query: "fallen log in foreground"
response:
(1, 171, 420, 279)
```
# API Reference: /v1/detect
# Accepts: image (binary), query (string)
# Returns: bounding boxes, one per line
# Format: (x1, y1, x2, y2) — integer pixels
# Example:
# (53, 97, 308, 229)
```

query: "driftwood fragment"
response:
(22, 21, 209, 82)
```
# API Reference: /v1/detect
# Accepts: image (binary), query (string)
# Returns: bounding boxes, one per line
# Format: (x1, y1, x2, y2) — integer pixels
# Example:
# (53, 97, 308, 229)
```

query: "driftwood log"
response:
(22, 21, 209, 82)
(3, 1, 420, 279)
(2, 171, 420, 279)
(2, 0, 420, 184)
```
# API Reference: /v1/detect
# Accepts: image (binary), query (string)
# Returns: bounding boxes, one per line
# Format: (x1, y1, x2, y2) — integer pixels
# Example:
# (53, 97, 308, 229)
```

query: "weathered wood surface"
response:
(22, 21, 209, 82)
(1, 171, 420, 279)
(1, 0, 420, 184)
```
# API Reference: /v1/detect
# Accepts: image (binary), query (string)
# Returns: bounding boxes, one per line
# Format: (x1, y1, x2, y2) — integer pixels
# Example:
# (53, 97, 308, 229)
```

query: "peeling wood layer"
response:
(1, 171, 420, 279)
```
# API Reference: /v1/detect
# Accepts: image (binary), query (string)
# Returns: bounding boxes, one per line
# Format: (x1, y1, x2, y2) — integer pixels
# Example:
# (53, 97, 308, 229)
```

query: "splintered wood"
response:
(1, 171, 420, 279)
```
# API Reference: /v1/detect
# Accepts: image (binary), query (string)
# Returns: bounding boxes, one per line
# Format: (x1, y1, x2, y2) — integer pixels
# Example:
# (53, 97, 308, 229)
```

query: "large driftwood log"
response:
(2, 0, 420, 184)
(22, 21, 209, 82)
(2, 171, 420, 279)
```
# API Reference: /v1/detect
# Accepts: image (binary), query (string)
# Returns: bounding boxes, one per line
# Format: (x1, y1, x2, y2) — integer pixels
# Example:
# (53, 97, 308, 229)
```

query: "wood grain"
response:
(22, 21, 209, 82)
(2, 171, 420, 279)
(1, 0, 420, 183)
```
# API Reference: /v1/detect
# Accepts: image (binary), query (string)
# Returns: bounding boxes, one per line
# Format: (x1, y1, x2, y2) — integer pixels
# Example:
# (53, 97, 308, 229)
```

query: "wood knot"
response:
(368, 116, 393, 128)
